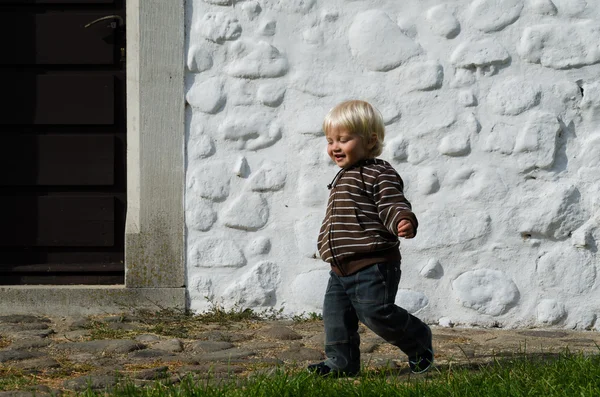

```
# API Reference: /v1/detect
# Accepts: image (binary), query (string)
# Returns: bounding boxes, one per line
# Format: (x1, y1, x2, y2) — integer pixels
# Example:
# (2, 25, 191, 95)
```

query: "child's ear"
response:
(367, 133, 378, 149)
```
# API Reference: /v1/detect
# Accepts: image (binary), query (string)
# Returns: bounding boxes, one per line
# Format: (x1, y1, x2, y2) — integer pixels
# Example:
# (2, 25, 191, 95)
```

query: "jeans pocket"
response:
(354, 264, 386, 304)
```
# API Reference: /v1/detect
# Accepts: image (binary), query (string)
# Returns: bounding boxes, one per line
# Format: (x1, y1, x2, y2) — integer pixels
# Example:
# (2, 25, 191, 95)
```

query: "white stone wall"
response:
(185, 0, 600, 329)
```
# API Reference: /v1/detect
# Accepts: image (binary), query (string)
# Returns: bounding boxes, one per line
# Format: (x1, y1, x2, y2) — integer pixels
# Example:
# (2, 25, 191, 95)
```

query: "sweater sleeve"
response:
(372, 168, 419, 237)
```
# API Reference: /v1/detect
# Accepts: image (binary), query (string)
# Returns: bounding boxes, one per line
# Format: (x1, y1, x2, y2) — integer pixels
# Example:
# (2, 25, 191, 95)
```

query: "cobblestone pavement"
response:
(1, 313, 599, 396)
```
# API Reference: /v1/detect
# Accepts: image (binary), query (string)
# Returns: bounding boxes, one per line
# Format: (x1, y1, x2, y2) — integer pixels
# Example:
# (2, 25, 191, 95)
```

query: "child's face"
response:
(326, 127, 372, 169)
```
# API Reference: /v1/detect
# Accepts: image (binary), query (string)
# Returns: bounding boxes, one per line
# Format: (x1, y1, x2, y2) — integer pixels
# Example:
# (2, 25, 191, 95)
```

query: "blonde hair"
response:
(322, 100, 385, 157)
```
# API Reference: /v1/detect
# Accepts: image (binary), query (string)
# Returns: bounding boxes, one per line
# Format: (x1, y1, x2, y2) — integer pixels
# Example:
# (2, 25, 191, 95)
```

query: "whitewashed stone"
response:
(413, 210, 491, 249)
(200, 13, 242, 43)
(553, 0, 587, 16)
(397, 15, 418, 38)
(233, 156, 250, 177)
(229, 80, 254, 106)
(579, 81, 600, 123)
(222, 193, 269, 231)
(396, 290, 429, 313)
(245, 237, 271, 257)
(294, 212, 321, 258)
(417, 168, 440, 195)
(439, 317, 454, 327)
(451, 38, 510, 69)
(380, 104, 401, 125)
(438, 131, 471, 156)
(349, 10, 421, 72)
(528, 0, 558, 15)
(578, 134, 600, 168)
(299, 174, 328, 207)
(420, 258, 443, 279)
(187, 162, 230, 200)
(407, 144, 430, 165)
(518, 21, 600, 69)
(537, 245, 595, 294)
(400, 62, 444, 91)
(484, 122, 518, 154)
(258, 20, 277, 36)
(186, 77, 225, 114)
(519, 185, 586, 240)
(249, 162, 286, 192)
(226, 40, 288, 78)
(203, 0, 230, 4)
(458, 90, 477, 107)
(321, 10, 339, 23)
(292, 270, 330, 309)
(515, 112, 560, 171)
(273, 0, 316, 14)
(452, 269, 520, 316)
(219, 110, 282, 150)
(188, 134, 215, 160)
(187, 46, 213, 73)
(468, 0, 524, 32)
(257, 84, 285, 107)
(450, 68, 476, 87)
(536, 299, 566, 325)
(464, 112, 481, 134)
(188, 276, 214, 312)
(289, 106, 326, 136)
(426, 5, 460, 38)
(189, 238, 246, 268)
(385, 136, 408, 162)
(223, 261, 280, 306)
(241, 1, 261, 20)
(487, 77, 540, 115)
(187, 198, 217, 232)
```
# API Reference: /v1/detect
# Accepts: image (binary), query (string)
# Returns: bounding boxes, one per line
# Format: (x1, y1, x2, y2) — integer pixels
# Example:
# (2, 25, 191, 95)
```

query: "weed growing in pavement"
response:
(292, 312, 323, 322)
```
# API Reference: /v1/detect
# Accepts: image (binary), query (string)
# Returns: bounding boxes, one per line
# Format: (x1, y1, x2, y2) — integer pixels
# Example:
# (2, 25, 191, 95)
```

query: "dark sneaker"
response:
(307, 362, 359, 377)
(307, 362, 332, 376)
(409, 348, 434, 374)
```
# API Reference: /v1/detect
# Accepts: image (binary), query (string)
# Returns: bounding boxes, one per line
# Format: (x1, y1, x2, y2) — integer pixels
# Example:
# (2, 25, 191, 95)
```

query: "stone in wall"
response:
(188, 134, 216, 160)
(514, 112, 560, 171)
(189, 237, 246, 268)
(288, 106, 326, 136)
(258, 20, 277, 36)
(458, 90, 477, 107)
(203, 0, 231, 4)
(420, 258, 443, 279)
(187, 162, 230, 200)
(484, 122, 518, 155)
(579, 81, 600, 122)
(233, 156, 250, 177)
(257, 84, 286, 107)
(186, 77, 226, 114)
(416, 168, 440, 195)
(412, 210, 491, 249)
(188, 275, 214, 312)
(249, 162, 287, 192)
(450, 38, 510, 69)
(299, 172, 329, 207)
(241, 1, 261, 20)
(396, 290, 429, 313)
(528, 0, 558, 15)
(273, 0, 316, 14)
(518, 21, 600, 69)
(438, 131, 471, 157)
(399, 62, 444, 92)
(229, 80, 255, 106)
(426, 5, 460, 38)
(536, 299, 567, 325)
(186, 198, 217, 232)
(222, 193, 269, 231)
(291, 270, 330, 309)
(385, 136, 408, 162)
(467, 0, 524, 32)
(245, 236, 271, 257)
(552, 0, 587, 16)
(223, 261, 280, 306)
(536, 245, 596, 295)
(226, 40, 289, 78)
(187, 45, 213, 73)
(487, 77, 540, 115)
(349, 10, 422, 72)
(199, 12, 242, 43)
(452, 269, 520, 316)
(518, 184, 586, 240)
(219, 109, 282, 150)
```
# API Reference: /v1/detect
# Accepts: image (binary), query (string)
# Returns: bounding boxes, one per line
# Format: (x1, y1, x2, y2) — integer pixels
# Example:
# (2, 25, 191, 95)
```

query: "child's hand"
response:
(397, 219, 415, 239)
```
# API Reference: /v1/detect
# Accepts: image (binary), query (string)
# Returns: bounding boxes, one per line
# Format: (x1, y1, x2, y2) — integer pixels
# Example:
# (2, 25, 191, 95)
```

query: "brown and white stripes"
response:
(317, 159, 418, 276)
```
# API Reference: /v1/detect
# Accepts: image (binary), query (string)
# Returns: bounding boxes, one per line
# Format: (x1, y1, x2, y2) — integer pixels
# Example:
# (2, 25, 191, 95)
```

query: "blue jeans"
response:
(323, 262, 431, 374)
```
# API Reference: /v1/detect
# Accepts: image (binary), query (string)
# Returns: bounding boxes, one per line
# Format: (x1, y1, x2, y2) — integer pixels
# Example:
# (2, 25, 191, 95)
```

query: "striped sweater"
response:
(317, 158, 418, 276)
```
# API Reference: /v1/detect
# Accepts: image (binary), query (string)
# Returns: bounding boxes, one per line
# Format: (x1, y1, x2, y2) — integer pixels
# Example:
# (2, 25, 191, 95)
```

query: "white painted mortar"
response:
(185, 0, 600, 329)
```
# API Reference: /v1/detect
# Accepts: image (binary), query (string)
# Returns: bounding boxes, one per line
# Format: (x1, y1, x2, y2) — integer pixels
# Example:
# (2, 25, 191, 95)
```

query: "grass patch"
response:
(74, 352, 600, 397)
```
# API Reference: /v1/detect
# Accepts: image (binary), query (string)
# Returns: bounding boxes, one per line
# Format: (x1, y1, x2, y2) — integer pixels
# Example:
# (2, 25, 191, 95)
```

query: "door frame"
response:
(0, 0, 186, 315)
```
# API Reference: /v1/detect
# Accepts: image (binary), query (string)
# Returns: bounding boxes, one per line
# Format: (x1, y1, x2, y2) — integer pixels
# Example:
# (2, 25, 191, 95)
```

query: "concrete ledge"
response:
(0, 286, 186, 316)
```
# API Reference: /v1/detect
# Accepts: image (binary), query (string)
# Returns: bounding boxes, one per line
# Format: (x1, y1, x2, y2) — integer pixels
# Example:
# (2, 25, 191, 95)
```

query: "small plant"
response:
(293, 311, 323, 322)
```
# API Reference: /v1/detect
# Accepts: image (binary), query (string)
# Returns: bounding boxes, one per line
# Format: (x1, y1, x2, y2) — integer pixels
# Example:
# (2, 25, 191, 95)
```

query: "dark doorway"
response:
(0, 0, 126, 285)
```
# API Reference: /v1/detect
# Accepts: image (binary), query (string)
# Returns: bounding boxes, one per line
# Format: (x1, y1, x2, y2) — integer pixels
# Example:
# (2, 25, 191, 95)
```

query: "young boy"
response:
(308, 100, 434, 376)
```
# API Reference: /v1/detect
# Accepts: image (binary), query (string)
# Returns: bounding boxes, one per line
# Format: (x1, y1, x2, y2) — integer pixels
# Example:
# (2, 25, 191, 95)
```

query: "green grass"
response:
(73, 352, 600, 397)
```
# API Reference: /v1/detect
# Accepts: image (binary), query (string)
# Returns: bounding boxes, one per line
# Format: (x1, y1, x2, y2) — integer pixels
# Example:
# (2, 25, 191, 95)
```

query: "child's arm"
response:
(373, 168, 418, 238)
